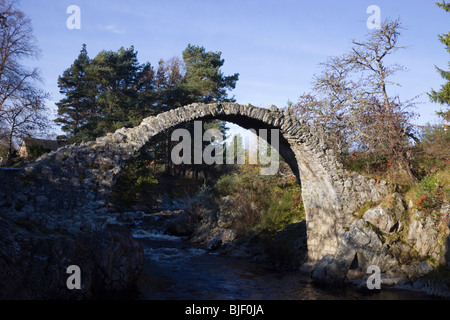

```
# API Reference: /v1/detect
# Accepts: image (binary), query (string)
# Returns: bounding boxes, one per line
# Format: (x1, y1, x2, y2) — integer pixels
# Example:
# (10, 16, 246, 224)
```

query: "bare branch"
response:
(0, 0, 49, 157)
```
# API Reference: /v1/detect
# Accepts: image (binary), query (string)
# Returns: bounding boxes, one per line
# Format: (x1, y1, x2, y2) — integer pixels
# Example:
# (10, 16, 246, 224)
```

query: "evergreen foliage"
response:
(429, 2, 450, 120)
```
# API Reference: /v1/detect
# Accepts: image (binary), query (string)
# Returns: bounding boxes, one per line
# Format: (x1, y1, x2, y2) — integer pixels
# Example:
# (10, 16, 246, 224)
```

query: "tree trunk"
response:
(7, 126, 15, 160)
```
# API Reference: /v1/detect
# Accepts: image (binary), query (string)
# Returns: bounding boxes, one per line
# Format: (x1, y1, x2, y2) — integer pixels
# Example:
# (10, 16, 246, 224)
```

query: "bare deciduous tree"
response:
(0, 0, 50, 159)
(292, 19, 418, 180)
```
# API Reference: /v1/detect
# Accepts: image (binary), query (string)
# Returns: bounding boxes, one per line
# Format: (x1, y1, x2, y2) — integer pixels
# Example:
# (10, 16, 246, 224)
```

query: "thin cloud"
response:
(100, 24, 125, 35)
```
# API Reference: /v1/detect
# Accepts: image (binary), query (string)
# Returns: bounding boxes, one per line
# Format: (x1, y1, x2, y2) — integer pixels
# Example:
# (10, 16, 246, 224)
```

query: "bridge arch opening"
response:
(109, 115, 307, 269)
(110, 116, 302, 215)
(100, 102, 349, 261)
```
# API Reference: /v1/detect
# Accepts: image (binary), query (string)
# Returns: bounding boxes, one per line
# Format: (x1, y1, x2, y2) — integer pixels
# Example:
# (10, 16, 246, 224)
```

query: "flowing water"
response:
(131, 228, 432, 300)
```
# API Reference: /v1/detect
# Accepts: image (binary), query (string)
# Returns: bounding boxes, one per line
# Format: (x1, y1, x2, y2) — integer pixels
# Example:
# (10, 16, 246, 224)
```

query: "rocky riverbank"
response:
(143, 192, 450, 298)
(1, 164, 449, 299)
(0, 214, 144, 299)
(0, 169, 144, 299)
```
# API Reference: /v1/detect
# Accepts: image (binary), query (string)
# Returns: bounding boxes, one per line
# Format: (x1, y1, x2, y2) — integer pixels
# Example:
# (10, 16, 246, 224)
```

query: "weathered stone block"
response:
(363, 205, 396, 233)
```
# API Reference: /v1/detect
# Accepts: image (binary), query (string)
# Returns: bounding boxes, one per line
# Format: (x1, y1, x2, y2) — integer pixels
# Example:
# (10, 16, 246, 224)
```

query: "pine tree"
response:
(429, 1, 450, 120)
(89, 46, 155, 133)
(158, 45, 239, 177)
(55, 43, 239, 181)
(55, 44, 94, 141)
(55, 45, 157, 142)
(182, 44, 239, 104)
(155, 57, 186, 110)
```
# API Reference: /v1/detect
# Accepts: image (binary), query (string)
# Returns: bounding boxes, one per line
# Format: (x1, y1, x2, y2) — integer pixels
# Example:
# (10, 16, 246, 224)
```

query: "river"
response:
(130, 228, 433, 300)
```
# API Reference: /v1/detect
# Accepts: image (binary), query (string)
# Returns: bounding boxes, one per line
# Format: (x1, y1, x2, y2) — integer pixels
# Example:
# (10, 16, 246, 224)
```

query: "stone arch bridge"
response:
(7, 102, 389, 262)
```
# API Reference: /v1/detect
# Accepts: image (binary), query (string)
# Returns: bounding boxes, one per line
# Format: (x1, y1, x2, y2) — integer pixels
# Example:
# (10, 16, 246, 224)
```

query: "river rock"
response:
(311, 254, 348, 286)
(412, 278, 450, 298)
(165, 210, 197, 237)
(416, 261, 434, 275)
(208, 238, 223, 251)
(267, 221, 308, 270)
(311, 218, 398, 285)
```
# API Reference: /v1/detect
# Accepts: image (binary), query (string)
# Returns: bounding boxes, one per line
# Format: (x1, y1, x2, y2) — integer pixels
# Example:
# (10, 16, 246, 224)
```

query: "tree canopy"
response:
(429, 1, 450, 121)
(55, 44, 239, 143)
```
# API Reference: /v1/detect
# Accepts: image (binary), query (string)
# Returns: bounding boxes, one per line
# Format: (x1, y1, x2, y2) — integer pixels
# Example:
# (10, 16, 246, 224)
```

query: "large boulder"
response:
(338, 219, 398, 272)
(311, 218, 398, 286)
(362, 193, 405, 233)
(407, 203, 450, 264)
(0, 216, 144, 299)
(310, 193, 450, 287)
(311, 254, 348, 286)
(267, 221, 308, 270)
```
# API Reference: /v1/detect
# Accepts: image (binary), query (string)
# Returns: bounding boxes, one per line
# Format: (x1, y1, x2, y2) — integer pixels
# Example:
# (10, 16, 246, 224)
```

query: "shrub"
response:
(111, 152, 159, 208)
(260, 189, 294, 232)
(214, 163, 304, 236)
(411, 123, 450, 179)
(215, 173, 240, 196)
(414, 165, 449, 214)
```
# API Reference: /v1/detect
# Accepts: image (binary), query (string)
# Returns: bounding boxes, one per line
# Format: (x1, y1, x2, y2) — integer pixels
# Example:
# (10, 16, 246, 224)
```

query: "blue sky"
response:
(18, 0, 449, 137)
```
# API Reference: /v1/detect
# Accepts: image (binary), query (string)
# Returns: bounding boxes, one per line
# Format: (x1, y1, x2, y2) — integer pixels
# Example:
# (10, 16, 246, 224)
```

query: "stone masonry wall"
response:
(0, 103, 394, 274)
